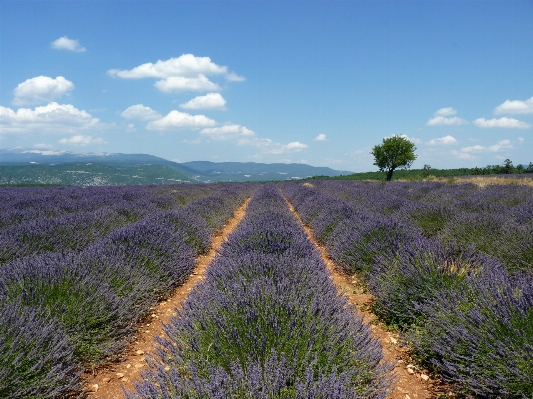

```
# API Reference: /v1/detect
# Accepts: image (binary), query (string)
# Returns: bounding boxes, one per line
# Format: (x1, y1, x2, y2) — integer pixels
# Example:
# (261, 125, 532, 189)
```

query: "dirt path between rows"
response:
(285, 198, 453, 399)
(83, 198, 250, 399)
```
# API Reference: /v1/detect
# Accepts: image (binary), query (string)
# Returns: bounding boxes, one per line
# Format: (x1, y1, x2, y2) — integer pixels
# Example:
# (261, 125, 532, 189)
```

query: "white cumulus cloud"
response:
(51, 36, 86, 52)
(13, 76, 74, 106)
(108, 54, 229, 79)
(427, 135, 457, 146)
(315, 133, 327, 141)
(285, 142, 308, 151)
(147, 110, 216, 130)
(461, 144, 487, 153)
(198, 123, 307, 155)
(427, 116, 468, 126)
(473, 117, 531, 129)
(200, 124, 254, 140)
(180, 93, 227, 110)
(58, 135, 106, 146)
(121, 104, 161, 120)
(242, 138, 308, 155)
(494, 96, 533, 115)
(154, 75, 221, 93)
(461, 140, 513, 153)
(0, 102, 100, 134)
(452, 140, 513, 159)
(488, 139, 513, 152)
(107, 54, 244, 94)
(434, 107, 458, 117)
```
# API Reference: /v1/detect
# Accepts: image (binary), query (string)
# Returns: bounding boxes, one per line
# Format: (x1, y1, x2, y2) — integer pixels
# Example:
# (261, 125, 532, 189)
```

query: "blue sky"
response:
(1, 0, 532, 172)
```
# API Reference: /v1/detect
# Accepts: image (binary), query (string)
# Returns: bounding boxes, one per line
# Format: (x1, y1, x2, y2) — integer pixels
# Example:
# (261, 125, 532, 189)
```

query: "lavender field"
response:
(0, 183, 257, 398)
(282, 180, 533, 398)
(1, 180, 532, 398)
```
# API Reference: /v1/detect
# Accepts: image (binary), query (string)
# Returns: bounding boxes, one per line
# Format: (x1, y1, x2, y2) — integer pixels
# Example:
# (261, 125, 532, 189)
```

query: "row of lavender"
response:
(0, 185, 218, 264)
(0, 183, 256, 398)
(282, 182, 533, 399)
(127, 183, 392, 399)
(310, 180, 533, 274)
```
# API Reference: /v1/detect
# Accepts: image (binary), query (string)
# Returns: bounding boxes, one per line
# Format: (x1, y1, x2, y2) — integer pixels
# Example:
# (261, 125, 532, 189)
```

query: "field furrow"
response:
(284, 197, 451, 399)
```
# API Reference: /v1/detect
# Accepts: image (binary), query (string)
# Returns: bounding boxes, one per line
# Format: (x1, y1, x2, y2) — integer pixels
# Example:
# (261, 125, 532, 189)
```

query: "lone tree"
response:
(371, 135, 417, 181)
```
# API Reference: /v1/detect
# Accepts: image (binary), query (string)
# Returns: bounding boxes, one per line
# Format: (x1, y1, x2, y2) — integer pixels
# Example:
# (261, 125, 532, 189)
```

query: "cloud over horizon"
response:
(147, 110, 216, 130)
(473, 117, 531, 129)
(58, 134, 106, 146)
(200, 124, 254, 141)
(451, 139, 513, 160)
(427, 135, 457, 145)
(12, 76, 74, 106)
(0, 102, 100, 134)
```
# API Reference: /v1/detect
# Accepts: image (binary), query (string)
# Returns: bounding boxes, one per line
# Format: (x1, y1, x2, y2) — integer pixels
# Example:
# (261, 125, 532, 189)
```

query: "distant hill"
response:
(0, 148, 353, 185)
(181, 161, 352, 182)
(0, 147, 170, 164)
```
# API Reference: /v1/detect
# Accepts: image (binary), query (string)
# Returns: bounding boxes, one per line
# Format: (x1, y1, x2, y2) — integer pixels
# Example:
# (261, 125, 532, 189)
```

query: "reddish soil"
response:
(285, 199, 453, 399)
(83, 198, 250, 398)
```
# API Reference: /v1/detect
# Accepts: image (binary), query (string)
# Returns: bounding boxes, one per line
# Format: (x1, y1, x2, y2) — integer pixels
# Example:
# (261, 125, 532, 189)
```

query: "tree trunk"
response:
(386, 169, 394, 181)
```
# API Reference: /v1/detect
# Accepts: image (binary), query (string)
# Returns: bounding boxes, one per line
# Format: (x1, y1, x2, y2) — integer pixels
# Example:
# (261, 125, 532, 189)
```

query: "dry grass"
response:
(429, 175, 533, 187)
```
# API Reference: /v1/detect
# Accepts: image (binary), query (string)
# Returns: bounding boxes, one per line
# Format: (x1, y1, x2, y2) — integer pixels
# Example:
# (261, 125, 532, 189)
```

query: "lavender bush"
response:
(409, 267, 533, 398)
(327, 214, 422, 275)
(0, 300, 83, 399)
(366, 239, 500, 327)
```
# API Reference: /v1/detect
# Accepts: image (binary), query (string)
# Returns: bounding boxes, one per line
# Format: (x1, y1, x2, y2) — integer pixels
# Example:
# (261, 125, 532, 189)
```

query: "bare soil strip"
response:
(285, 199, 453, 399)
(84, 198, 250, 399)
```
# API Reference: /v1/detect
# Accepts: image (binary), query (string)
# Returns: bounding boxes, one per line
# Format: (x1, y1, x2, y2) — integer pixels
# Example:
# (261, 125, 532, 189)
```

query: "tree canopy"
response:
(371, 135, 417, 181)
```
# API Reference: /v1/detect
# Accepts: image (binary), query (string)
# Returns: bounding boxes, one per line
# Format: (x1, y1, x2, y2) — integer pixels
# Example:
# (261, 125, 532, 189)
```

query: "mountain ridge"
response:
(0, 148, 353, 185)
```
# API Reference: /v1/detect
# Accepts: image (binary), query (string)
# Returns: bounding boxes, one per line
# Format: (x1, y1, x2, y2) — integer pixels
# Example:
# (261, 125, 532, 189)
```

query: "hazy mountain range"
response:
(0, 148, 353, 185)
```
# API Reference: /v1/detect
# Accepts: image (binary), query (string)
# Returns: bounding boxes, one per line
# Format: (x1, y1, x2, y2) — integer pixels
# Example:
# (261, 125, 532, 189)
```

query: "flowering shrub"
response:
(367, 239, 500, 327)
(0, 300, 82, 399)
(409, 267, 533, 398)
